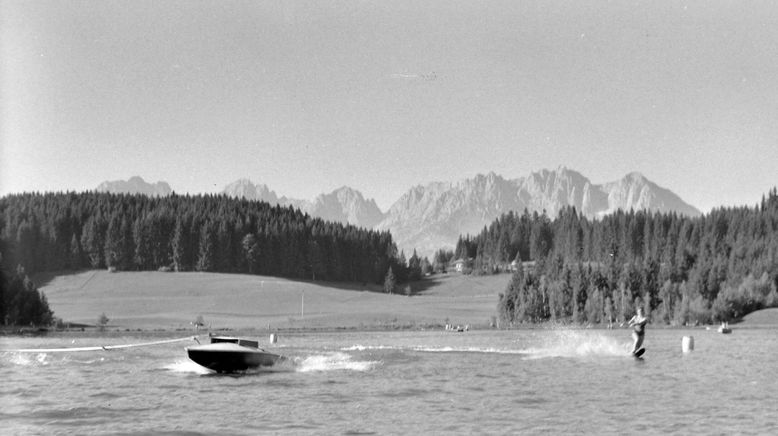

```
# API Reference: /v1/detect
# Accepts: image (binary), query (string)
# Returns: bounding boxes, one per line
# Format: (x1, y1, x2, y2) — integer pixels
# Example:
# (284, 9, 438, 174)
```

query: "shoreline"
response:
(16, 270, 778, 337)
(4, 317, 777, 338)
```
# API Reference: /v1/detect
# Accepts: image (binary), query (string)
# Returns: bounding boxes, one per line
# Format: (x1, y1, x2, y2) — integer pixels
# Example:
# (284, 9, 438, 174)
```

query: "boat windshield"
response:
(210, 336, 259, 348)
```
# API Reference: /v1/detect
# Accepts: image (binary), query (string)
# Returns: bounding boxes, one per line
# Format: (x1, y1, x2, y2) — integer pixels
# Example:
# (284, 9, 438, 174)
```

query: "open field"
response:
(37, 271, 512, 331)
(32, 270, 778, 332)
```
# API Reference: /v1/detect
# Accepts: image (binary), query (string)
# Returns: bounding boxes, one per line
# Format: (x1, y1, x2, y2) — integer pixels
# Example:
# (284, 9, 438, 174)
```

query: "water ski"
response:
(632, 348, 645, 359)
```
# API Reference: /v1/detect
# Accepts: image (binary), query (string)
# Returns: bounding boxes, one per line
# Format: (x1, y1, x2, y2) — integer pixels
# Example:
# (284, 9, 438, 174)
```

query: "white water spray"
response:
(163, 359, 213, 375)
(295, 352, 379, 373)
(519, 329, 628, 359)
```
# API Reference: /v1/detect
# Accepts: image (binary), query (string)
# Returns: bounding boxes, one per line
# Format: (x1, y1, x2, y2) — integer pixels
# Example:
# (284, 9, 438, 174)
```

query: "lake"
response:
(2, 327, 776, 435)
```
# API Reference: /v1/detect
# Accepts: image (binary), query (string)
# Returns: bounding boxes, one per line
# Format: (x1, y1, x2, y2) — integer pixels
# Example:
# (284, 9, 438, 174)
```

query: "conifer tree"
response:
(2, 264, 53, 326)
(81, 216, 105, 269)
(420, 257, 432, 276)
(171, 218, 185, 272)
(69, 233, 82, 269)
(215, 219, 234, 272)
(242, 233, 259, 274)
(407, 249, 422, 281)
(384, 266, 397, 294)
(196, 221, 214, 272)
(104, 214, 121, 269)
(132, 218, 151, 270)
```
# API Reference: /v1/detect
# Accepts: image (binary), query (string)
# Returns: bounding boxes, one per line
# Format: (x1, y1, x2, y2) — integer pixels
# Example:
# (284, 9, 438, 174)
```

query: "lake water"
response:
(2, 327, 776, 435)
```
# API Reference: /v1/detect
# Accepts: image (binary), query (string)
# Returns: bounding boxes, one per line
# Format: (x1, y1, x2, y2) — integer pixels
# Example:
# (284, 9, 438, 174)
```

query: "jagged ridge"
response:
(98, 168, 701, 258)
(95, 176, 172, 197)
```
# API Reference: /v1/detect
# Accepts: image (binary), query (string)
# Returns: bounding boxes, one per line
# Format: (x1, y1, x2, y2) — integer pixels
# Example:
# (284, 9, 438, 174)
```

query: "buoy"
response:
(682, 335, 694, 353)
(269, 333, 278, 344)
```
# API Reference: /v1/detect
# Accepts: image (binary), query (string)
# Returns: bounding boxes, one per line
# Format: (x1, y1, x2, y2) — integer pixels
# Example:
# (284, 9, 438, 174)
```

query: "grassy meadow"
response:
(740, 307, 778, 326)
(37, 270, 512, 331)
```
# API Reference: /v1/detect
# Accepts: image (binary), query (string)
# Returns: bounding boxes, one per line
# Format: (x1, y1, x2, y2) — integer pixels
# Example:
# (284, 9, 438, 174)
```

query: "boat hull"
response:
(187, 342, 283, 373)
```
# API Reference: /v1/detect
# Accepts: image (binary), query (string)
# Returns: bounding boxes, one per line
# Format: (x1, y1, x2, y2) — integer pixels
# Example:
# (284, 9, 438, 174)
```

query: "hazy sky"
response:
(2, 0, 777, 212)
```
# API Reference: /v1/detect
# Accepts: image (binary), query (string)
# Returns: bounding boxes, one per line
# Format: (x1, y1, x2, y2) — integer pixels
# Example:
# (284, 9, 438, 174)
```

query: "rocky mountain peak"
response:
(96, 176, 172, 197)
(625, 171, 647, 183)
(223, 179, 279, 204)
(310, 186, 384, 228)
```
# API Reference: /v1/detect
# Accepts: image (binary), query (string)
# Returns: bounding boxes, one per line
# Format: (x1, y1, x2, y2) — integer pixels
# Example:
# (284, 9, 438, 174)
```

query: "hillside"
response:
(739, 308, 778, 326)
(0, 192, 397, 284)
(39, 271, 511, 331)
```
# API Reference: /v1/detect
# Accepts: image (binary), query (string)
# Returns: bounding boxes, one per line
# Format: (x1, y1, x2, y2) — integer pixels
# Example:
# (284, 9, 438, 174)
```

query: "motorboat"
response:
(186, 336, 284, 373)
(717, 323, 732, 334)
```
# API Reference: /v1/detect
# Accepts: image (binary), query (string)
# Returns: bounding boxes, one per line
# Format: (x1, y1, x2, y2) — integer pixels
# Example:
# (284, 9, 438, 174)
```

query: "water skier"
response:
(627, 307, 647, 355)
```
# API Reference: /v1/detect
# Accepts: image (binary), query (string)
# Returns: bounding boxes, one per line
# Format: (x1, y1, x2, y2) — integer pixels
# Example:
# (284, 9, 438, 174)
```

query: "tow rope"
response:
(2, 335, 201, 353)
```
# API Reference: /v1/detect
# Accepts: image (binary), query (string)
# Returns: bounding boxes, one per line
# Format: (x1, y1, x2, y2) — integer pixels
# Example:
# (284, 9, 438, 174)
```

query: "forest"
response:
(0, 259, 53, 327)
(455, 188, 778, 325)
(0, 192, 410, 281)
(2, 189, 777, 327)
(0, 192, 416, 325)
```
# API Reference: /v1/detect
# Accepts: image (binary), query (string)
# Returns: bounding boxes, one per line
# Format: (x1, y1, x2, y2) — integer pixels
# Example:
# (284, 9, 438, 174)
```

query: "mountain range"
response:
(96, 168, 701, 258)
(96, 176, 173, 197)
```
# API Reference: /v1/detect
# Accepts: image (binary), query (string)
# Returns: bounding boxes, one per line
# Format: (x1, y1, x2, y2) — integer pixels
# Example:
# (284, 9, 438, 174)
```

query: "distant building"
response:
(509, 260, 536, 273)
(453, 258, 473, 273)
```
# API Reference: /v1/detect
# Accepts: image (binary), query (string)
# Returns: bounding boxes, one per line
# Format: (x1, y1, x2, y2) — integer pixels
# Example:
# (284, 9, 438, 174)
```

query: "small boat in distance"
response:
(717, 322, 732, 334)
(187, 335, 284, 373)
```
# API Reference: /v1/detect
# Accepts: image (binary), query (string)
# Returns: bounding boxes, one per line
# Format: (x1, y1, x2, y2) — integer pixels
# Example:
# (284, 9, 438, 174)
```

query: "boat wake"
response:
(163, 359, 213, 375)
(518, 330, 628, 360)
(341, 329, 629, 360)
(3, 352, 50, 366)
(294, 352, 379, 373)
(342, 344, 529, 355)
(2, 352, 112, 367)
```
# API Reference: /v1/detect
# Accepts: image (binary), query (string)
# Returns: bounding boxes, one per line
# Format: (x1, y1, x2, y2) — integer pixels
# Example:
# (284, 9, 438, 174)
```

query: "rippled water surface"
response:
(2, 328, 776, 435)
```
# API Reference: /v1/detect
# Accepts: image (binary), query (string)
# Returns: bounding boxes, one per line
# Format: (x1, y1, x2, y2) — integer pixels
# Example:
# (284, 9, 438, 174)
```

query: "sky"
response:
(2, 0, 777, 212)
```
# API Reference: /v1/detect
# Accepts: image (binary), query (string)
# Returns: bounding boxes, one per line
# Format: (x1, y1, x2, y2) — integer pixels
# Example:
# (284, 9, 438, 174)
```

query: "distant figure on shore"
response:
(628, 307, 647, 354)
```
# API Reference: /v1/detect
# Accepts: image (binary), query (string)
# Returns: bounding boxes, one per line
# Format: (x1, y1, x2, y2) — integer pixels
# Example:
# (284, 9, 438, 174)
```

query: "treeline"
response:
(0, 257, 53, 327)
(457, 188, 778, 325)
(0, 192, 407, 286)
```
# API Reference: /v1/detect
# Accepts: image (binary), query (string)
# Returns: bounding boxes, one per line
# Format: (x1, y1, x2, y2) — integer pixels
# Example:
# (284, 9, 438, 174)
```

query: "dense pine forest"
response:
(0, 258, 53, 327)
(0, 192, 406, 281)
(455, 188, 778, 325)
(0, 192, 414, 325)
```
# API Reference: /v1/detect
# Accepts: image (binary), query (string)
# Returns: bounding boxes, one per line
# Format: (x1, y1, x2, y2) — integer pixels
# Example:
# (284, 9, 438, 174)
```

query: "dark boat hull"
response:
(187, 342, 283, 373)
